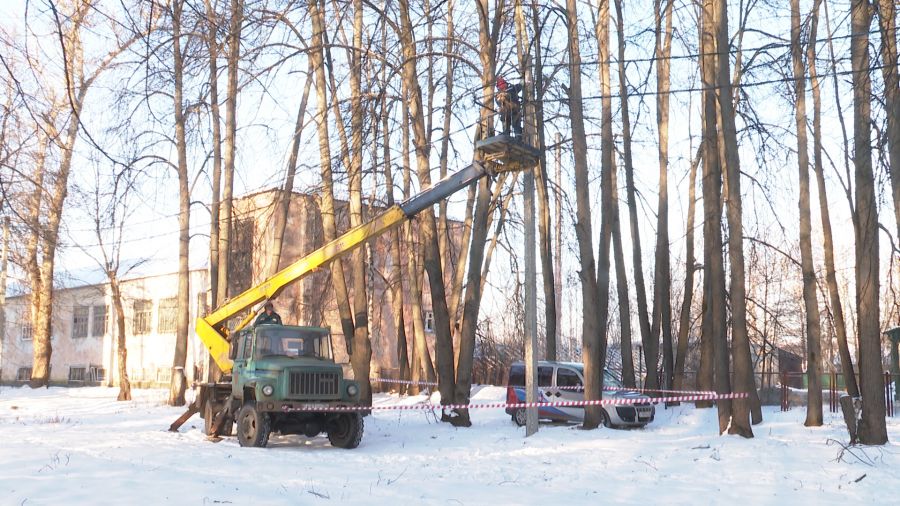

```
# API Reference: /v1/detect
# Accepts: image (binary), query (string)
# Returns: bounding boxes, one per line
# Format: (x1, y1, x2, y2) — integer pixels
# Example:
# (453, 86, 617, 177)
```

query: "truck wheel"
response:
(513, 408, 527, 427)
(327, 413, 364, 449)
(237, 402, 270, 448)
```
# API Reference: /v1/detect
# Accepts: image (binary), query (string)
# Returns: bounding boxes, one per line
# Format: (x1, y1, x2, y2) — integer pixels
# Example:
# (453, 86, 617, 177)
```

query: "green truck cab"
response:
(201, 324, 364, 449)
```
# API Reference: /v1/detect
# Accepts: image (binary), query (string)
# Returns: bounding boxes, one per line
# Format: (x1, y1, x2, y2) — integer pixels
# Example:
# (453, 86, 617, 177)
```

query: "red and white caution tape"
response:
(281, 391, 749, 413)
(370, 377, 439, 387)
(556, 385, 719, 396)
(370, 377, 716, 396)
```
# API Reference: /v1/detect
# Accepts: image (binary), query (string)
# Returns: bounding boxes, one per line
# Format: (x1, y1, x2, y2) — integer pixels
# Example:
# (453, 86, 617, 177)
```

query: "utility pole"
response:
(524, 161, 539, 437)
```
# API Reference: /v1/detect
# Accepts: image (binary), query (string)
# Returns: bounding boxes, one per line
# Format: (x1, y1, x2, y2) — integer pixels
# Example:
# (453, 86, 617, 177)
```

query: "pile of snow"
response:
(1, 385, 898, 504)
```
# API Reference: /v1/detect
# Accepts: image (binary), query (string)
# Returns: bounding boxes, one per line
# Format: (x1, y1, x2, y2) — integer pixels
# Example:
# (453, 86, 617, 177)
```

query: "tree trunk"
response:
(400, 98, 436, 386)
(398, 0, 456, 415)
(611, 158, 636, 388)
(791, 0, 823, 427)
(110, 276, 131, 401)
(30, 6, 90, 387)
(217, 0, 242, 306)
(674, 146, 701, 392)
(204, 0, 222, 311)
(876, 0, 900, 243)
(169, 0, 190, 407)
(269, 75, 312, 275)
(851, 0, 888, 445)
(347, 0, 372, 406)
(715, 0, 757, 434)
(699, 0, 730, 428)
(613, 0, 654, 390)
(808, 0, 858, 398)
(520, 0, 557, 361)
(450, 0, 503, 425)
(566, 0, 603, 429)
(652, 0, 675, 393)
(309, 0, 356, 353)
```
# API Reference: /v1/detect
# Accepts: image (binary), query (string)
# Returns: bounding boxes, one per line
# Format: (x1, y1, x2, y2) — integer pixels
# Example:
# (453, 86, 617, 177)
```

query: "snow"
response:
(1, 386, 899, 505)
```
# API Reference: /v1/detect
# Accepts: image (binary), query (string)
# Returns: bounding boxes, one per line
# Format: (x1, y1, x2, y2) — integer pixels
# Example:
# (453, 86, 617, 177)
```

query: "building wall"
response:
(232, 189, 464, 376)
(0, 269, 209, 386)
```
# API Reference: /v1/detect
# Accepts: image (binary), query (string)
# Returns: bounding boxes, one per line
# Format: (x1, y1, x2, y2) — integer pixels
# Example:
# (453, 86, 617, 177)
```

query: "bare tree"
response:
(851, 0, 888, 445)
(808, 0, 858, 398)
(566, 0, 603, 429)
(791, 0, 823, 427)
(875, 0, 900, 240)
(613, 0, 654, 390)
(652, 0, 675, 392)
(715, 0, 757, 434)
(168, 0, 192, 407)
(216, 0, 243, 305)
(699, 0, 730, 427)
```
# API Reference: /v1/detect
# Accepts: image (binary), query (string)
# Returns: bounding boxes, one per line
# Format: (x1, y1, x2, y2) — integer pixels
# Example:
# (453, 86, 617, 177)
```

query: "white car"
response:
(505, 361, 655, 428)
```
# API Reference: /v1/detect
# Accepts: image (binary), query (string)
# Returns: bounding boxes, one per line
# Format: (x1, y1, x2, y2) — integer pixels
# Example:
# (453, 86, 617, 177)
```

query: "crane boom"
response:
(197, 162, 490, 374)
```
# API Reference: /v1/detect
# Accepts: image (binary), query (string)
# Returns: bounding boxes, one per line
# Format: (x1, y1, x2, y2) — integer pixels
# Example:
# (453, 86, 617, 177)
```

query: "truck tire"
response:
(327, 413, 364, 449)
(236, 401, 271, 448)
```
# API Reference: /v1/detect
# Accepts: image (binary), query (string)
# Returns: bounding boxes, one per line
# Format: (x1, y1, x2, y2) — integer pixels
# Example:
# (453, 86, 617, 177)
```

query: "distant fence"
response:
(778, 371, 897, 417)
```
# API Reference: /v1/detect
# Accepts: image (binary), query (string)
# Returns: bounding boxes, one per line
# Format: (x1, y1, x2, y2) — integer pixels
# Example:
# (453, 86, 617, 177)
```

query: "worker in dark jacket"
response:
(495, 76, 523, 136)
(254, 302, 283, 326)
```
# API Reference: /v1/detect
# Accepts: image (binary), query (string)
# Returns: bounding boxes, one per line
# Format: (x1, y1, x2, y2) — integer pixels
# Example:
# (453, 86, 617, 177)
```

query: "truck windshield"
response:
(255, 327, 333, 360)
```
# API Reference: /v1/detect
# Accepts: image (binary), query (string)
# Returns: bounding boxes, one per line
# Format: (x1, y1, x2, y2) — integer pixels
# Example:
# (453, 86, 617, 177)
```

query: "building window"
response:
(16, 367, 32, 382)
(133, 300, 152, 335)
(21, 322, 32, 341)
(424, 310, 435, 332)
(158, 297, 177, 334)
(68, 366, 86, 382)
(91, 305, 108, 337)
(72, 306, 90, 338)
(90, 365, 106, 383)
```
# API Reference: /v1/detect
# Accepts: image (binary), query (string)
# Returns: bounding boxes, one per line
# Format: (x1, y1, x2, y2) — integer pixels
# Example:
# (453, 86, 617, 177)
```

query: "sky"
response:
(2, 0, 898, 354)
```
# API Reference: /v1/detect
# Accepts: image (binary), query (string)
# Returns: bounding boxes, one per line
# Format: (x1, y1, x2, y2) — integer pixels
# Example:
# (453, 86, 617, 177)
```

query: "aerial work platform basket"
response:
(475, 133, 541, 173)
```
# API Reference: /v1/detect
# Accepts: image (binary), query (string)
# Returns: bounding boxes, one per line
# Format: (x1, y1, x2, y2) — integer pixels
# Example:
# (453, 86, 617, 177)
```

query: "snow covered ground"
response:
(1, 386, 898, 505)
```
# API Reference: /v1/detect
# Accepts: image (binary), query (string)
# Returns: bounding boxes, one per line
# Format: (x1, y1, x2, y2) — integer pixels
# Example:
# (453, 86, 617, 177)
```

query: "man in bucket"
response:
(495, 76, 523, 136)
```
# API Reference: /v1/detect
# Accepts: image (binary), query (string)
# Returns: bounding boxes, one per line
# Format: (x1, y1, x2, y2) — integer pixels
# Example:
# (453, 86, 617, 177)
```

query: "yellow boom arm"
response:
(197, 162, 490, 374)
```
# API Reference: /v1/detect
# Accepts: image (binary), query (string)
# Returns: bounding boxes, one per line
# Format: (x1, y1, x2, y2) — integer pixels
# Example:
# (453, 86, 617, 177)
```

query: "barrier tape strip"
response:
(369, 377, 716, 396)
(282, 391, 749, 413)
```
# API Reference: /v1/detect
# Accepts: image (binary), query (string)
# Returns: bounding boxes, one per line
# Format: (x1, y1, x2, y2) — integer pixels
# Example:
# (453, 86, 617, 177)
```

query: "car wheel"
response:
(237, 401, 270, 448)
(513, 408, 527, 427)
(327, 413, 364, 449)
(599, 408, 612, 428)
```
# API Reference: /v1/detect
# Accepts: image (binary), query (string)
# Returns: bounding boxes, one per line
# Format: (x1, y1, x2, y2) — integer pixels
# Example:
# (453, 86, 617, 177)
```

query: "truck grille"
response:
(288, 371, 339, 398)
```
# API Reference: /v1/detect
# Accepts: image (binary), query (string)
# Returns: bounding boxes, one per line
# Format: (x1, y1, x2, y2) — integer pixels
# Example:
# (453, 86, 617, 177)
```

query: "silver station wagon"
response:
(505, 361, 655, 428)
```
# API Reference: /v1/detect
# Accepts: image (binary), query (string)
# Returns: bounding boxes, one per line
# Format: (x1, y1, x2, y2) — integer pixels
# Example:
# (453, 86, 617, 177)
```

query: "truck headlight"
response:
(347, 384, 359, 397)
(262, 384, 274, 396)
